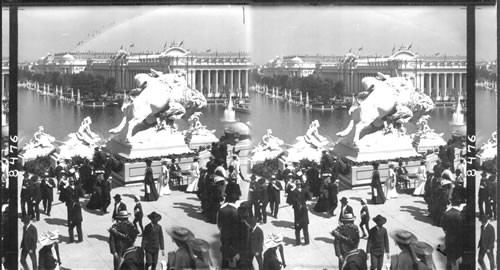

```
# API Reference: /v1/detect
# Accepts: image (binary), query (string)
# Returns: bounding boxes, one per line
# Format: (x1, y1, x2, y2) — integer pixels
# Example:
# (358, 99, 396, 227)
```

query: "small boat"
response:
(233, 104, 251, 113)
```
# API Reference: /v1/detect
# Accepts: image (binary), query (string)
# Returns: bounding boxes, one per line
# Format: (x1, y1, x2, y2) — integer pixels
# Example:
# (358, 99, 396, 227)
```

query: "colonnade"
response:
(187, 69, 250, 97)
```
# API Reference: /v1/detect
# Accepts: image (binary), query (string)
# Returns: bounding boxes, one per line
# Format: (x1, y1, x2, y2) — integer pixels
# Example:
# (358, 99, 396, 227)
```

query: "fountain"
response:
(450, 95, 466, 136)
(223, 95, 236, 122)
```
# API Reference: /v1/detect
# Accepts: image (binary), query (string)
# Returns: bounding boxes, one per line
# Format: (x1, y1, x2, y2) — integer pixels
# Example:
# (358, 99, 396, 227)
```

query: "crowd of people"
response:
(12, 140, 498, 270)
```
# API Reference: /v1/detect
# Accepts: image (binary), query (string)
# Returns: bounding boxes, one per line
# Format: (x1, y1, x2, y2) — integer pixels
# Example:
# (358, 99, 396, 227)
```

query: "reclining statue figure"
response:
(337, 73, 434, 146)
(109, 69, 207, 142)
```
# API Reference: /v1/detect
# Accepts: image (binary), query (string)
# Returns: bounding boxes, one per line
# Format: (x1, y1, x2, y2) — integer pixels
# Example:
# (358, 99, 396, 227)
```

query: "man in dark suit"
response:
(339, 197, 354, 224)
(112, 194, 127, 222)
(258, 178, 269, 223)
(478, 171, 491, 218)
(20, 172, 34, 218)
(440, 197, 464, 270)
(40, 171, 55, 216)
(65, 178, 80, 224)
(478, 214, 495, 270)
(267, 175, 283, 218)
(31, 176, 42, 221)
(293, 182, 310, 246)
(246, 216, 264, 270)
(20, 215, 38, 270)
(68, 200, 83, 243)
(217, 184, 241, 268)
(54, 161, 64, 186)
(109, 210, 138, 270)
(141, 212, 165, 270)
(79, 158, 93, 195)
(282, 164, 291, 187)
(328, 179, 340, 216)
(366, 215, 389, 270)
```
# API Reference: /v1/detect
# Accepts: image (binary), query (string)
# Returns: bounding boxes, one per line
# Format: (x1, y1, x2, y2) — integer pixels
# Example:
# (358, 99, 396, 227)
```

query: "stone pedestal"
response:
(414, 133, 447, 154)
(187, 132, 219, 151)
(333, 131, 419, 163)
(105, 129, 192, 160)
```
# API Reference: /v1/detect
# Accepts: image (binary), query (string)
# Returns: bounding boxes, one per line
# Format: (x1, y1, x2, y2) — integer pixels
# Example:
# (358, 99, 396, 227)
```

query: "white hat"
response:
(264, 233, 283, 250)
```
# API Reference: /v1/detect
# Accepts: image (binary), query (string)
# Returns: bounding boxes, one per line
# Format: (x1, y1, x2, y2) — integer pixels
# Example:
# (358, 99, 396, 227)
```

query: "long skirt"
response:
(158, 176, 171, 196)
(144, 181, 159, 201)
(186, 175, 200, 193)
(313, 193, 329, 213)
(86, 188, 102, 210)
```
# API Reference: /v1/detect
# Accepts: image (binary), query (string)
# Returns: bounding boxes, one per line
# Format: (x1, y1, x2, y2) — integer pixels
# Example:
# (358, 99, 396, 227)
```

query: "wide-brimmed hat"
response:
(296, 171, 303, 177)
(39, 230, 59, 246)
(188, 238, 210, 252)
(166, 226, 195, 242)
(340, 197, 348, 203)
(440, 179, 453, 187)
(113, 194, 122, 200)
(147, 211, 162, 222)
(116, 210, 131, 219)
(340, 213, 356, 223)
(264, 233, 283, 249)
(330, 224, 359, 247)
(69, 168, 76, 174)
(161, 158, 168, 164)
(271, 175, 276, 179)
(390, 229, 418, 245)
(412, 241, 433, 256)
(372, 214, 387, 225)
(214, 176, 225, 183)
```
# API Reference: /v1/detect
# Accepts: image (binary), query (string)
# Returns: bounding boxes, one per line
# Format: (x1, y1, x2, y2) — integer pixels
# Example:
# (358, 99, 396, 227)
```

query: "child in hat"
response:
(359, 199, 370, 238)
(133, 195, 144, 236)
(142, 212, 164, 270)
(367, 215, 389, 270)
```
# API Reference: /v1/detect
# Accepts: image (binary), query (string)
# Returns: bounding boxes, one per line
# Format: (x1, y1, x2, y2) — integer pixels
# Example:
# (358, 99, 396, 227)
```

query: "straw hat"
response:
(412, 241, 433, 256)
(188, 238, 210, 252)
(116, 210, 131, 219)
(264, 233, 283, 249)
(147, 211, 162, 222)
(39, 230, 59, 246)
(322, 173, 332, 177)
(214, 176, 225, 183)
(390, 229, 418, 245)
(340, 213, 356, 223)
(166, 226, 195, 242)
(440, 179, 453, 187)
(372, 214, 387, 225)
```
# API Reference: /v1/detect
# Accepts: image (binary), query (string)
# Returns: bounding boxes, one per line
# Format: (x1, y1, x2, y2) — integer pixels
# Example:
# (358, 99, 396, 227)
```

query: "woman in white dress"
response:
(158, 159, 171, 196)
(385, 163, 398, 199)
(186, 157, 200, 193)
(413, 161, 427, 196)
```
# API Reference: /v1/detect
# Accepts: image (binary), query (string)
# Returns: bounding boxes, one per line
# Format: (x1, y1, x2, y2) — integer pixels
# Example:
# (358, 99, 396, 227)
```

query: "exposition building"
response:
(30, 42, 254, 98)
(261, 48, 467, 101)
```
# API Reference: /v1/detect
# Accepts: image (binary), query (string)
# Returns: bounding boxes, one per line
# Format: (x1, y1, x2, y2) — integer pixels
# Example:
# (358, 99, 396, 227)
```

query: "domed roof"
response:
(62, 53, 75, 62)
(291, 56, 304, 64)
(390, 50, 417, 60)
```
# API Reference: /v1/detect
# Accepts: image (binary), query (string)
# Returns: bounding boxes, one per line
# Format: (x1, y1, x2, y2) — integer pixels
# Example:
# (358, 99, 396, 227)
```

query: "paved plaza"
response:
(17, 168, 496, 270)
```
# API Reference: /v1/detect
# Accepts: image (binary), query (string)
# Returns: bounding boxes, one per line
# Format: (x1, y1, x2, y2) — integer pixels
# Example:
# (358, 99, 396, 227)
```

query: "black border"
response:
(4, 1, 497, 269)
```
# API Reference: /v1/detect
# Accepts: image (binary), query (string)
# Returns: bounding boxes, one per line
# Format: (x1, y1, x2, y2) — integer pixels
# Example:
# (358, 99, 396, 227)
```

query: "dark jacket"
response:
(267, 180, 283, 203)
(366, 226, 389, 255)
(41, 177, 55, 200)
(133, 203, 143, 219)
(343, 249, 368, 270)
(217, 203, 240, 257)
(249, 225, 264, 256)
(109, 221, 138, 256)
(21, 224, 38, 251)
(119, 246, 145, 270)
(440, 207, 464, 260)
(141, 223, 164, 252)
(32, 182, 42, 202)
(112, 202, 127, 221)
(478, 222, 495, 251)
(68, 201, 83, 224)
(20, 178, 33, 200)
(339, 205, 354, 222)
(360, 205, 369, 222)
(294, 202, 309, 226)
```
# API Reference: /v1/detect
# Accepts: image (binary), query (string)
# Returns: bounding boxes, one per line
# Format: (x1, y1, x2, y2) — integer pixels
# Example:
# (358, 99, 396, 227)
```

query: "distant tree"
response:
(104, 77, 117, 97)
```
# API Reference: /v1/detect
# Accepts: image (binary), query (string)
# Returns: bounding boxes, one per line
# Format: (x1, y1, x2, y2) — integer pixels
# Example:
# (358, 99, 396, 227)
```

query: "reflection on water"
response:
(19, 87, 494, 149)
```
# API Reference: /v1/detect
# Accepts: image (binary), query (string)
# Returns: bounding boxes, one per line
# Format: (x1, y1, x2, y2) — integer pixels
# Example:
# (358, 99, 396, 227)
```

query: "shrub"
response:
(251, 158, 280, 178)
(23, 155, 52, 176)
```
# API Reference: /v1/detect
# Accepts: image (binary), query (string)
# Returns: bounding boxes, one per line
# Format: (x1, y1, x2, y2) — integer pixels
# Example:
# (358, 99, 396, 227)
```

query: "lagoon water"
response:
(18, 87, 494, 149)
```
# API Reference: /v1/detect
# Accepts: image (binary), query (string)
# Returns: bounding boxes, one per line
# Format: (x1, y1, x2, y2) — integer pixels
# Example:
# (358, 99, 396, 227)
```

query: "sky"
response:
(1, 4, 496, 64)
